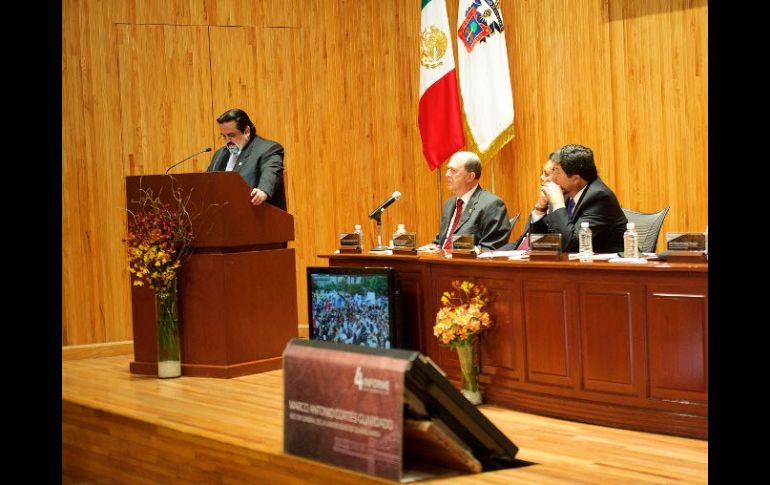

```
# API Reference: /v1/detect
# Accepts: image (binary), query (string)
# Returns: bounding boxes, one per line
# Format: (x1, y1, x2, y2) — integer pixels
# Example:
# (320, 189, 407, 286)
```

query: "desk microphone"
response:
(164, 147, 212, 174)
(368, 191, 402, 219)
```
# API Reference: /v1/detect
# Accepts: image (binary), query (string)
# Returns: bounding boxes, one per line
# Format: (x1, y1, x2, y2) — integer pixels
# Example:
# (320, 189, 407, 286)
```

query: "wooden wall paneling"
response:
(521, 280, 574, 388)
(63, 0, 135, 345)
(395, 267, 427, 353)
(112, 0, 209, 25)
(608, 0, 708, 247)
(497, 0, 548, 216)
(495, 0, 615, 222)
(62, 0, 708, 347)
(646, 285, 708, 403)
(478, 276, 519, 380)
(116, 24, 213, 176)
(62, 0, 94, 344)
(203, 0, 300, 28)
(578, 281, 644, 396)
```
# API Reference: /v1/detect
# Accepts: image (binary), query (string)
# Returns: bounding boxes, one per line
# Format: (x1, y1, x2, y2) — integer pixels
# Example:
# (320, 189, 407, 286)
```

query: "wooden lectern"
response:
(126, 172, 298, 378)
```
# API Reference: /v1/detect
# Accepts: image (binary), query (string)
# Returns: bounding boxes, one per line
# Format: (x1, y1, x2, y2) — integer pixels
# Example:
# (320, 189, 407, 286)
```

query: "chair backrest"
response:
(507, 213, 521, 242)
(621, 206, 670, 253)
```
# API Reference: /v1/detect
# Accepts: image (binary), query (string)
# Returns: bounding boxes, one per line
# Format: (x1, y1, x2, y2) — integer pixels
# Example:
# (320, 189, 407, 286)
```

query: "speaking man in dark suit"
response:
(207, 108, 287, 210)
(528, 144, 627, 253)
(425, 151, 512, 251)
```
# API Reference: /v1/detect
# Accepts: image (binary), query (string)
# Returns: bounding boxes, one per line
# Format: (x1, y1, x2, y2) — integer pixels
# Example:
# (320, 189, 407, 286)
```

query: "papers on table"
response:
(567, 253, 620, 261)
(477, 250, 528, 260)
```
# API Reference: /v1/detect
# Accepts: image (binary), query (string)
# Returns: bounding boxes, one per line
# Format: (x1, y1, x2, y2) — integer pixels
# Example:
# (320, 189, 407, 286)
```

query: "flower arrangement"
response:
(433, 280, 492, 348)
(124, 184, 194, 295)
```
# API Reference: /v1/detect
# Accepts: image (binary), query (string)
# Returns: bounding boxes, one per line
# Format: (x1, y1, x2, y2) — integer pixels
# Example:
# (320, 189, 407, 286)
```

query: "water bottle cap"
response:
(627, 222, 635, 230)
(581, 222, 589, 228)
(354, 224, 362, 230)
(397, 224, 405, 230)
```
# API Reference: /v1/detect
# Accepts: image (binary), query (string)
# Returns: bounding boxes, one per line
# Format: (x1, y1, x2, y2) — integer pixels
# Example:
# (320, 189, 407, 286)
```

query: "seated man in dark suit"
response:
(501, 156, 556, 250)
(423, 151, 512, 251)
(523, 144, 627, 253)
(207, 108, 287, 210)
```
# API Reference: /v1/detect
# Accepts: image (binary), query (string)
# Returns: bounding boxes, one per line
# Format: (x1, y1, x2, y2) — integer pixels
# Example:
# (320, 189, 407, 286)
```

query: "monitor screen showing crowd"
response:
(307, 266, 401, 349)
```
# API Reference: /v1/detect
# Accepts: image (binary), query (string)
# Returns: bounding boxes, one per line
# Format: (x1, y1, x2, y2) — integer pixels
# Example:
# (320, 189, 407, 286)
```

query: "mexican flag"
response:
(457, 0, 514, 162)
(418, 0, 465, 171)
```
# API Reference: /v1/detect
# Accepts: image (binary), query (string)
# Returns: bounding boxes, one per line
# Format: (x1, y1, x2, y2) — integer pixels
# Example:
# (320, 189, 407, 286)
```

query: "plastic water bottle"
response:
(704, 225, 708, 260)
(390, 224, 406, 249)
(623, 222, 639, 259)
(354, 224, 363, 251)
(578, 222, 593, 261)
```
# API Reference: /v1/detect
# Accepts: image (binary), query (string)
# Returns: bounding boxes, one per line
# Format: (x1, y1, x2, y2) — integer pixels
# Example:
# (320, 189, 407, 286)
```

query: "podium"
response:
(126, 172, 298, 378)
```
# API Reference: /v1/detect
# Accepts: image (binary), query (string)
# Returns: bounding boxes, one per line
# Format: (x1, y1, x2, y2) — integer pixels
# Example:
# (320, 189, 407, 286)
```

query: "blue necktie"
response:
(566, 198, 575, 217)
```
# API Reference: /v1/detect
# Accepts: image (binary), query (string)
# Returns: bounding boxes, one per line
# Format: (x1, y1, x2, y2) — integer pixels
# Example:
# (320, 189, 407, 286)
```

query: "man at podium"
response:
(207, 108, 287, 210)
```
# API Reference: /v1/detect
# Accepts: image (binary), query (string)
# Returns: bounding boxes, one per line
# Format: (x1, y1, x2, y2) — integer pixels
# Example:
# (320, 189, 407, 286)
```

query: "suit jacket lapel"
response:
(215, 150, 229, 171)
(571, 179, 597, 220)
(442, 197, 458, 239)
(233, 136, 261, 176)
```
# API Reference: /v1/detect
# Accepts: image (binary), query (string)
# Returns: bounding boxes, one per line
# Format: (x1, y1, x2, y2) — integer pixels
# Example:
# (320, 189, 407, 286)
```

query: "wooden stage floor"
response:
(63, 355, 707, 484)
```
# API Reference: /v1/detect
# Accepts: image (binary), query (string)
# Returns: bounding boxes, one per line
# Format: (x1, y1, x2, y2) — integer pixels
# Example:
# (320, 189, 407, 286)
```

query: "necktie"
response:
(443, 198, 464, 250)
(566, 197, 575, 217)
(225, 153, 239, 171)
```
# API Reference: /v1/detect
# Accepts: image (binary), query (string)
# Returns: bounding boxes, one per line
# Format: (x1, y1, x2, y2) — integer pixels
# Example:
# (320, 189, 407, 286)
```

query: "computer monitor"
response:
(307, 266, 403, 349)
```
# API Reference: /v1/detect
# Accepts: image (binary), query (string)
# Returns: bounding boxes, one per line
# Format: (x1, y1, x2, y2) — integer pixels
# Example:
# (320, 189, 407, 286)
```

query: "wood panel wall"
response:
(62, 0, 708, 345)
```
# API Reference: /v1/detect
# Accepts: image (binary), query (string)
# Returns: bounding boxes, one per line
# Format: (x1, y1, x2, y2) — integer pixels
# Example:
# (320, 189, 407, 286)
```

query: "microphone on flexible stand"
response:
(164, 147, 212, 175)
(368, 191, 402, 219)
(369, 191, 402, 251)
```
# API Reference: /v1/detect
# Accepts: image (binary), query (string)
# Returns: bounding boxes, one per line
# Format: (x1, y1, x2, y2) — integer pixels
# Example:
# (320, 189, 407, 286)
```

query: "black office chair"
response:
(506, 213, 520, 243)
(621, 206, 670, 253)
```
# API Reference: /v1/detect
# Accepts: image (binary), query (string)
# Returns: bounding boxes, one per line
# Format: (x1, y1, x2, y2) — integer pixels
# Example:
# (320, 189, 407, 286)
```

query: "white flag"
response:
(457, 0, 514, 162)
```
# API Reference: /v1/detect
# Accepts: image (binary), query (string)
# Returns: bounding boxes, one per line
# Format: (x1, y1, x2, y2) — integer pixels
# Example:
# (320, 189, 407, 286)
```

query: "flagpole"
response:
(437, 168, 442, 215)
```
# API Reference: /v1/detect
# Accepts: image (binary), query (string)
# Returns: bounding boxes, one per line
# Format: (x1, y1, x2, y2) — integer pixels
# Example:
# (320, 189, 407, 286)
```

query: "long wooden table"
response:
(322, 253, 708, 439)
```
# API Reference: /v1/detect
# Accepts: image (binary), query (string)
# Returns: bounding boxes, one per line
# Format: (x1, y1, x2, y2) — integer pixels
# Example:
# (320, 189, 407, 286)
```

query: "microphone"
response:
(369, 191, 402, 219)
(164, 147, 212, 174)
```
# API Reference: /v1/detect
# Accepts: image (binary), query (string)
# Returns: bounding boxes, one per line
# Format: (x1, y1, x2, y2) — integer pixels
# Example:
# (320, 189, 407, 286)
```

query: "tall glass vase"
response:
(455, 338, 482, 405)
(155, 279, 181, 378)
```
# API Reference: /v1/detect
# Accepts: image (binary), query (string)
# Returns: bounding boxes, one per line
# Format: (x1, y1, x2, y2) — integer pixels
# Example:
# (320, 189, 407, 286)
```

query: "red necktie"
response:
(443, 198, 464, 250)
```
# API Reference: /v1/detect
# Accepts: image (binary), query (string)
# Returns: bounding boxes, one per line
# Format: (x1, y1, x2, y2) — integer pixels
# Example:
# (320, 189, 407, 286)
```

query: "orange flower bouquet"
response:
(433, 280, 492, 347)
(433, 280, 492, 404)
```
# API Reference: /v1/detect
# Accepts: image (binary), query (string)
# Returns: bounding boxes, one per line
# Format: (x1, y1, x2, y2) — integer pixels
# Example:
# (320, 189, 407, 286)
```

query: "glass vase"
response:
(455, 338, 482, 405)
(155, 280, 181, 378)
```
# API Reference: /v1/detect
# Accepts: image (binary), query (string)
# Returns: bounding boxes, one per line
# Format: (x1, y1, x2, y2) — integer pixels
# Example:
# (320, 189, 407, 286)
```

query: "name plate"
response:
(529, 233, 562, 261)
(284, 340, 408, 481)
(392, 232, 417, 255)
(339, 232, 362, 254)
(283, 339, 521, 480)
(451, 234, 476, 259)
(666, 232, 707, 262)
